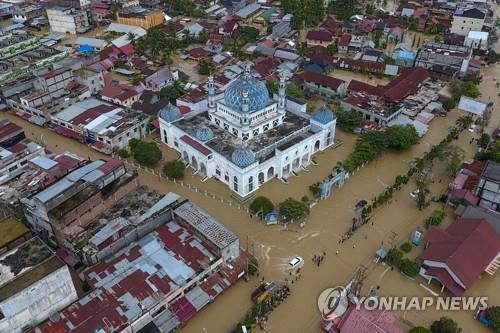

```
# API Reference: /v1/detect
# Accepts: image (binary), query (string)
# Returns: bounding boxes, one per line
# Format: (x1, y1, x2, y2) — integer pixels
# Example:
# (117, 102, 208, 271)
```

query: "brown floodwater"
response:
(1, 36, 499, 333)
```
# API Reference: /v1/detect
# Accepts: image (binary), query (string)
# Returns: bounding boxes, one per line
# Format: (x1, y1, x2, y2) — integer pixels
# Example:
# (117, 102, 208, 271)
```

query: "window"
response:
(233, 176, 238, 192)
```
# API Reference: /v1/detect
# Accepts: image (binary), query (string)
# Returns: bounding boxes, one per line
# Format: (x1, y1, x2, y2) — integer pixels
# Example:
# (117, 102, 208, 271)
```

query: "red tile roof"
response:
(339, 33, 351, 46)
(383, 67, 429, 102)
(347, 80, 384, 97)
(302, 71, 345, 90)
(188, 47, 210, 59)
(0, 121, 23, 140)
(419, 218, 500, 290)
(70, 104, 116, 126)
(8, 142, 26, 154)
(338, 307, 402, 333)
(119, 43, 134, 56)
(180, 135, 212, 156)
(306, 30, 333, 42)
(54, 154, 81, 172)
(97, 157, 123, 174)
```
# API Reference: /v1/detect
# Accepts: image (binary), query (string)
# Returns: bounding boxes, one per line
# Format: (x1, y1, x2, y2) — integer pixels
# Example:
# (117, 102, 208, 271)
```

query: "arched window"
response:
(233, 176, 239, 192)
(248, 176, 254, 192)
(163, 130, 168, 143)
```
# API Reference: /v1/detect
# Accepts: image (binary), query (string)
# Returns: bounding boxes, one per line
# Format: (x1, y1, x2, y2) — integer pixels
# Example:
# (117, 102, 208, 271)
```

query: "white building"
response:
(451, 8, 486, 36)
(159, 65, 336, 199)
(46, 6, 90, 34)
(0, 237, 78, 333)
(464, 30, 489, 50)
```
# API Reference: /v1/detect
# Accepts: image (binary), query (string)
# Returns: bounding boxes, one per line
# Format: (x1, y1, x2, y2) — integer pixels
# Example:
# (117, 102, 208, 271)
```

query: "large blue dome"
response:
(231, 148, 255, 168)
(158, 104, 182, 122)
(224, 74, 269, 113)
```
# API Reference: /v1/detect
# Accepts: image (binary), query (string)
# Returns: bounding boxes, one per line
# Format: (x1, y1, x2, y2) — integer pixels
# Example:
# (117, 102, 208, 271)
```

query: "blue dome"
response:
(195, 126, 214, 141)
(231, 148, 255, 168)
(224, 74, 269, 113)
(311, 106, 335, 124)
(159, 104, 181, 122)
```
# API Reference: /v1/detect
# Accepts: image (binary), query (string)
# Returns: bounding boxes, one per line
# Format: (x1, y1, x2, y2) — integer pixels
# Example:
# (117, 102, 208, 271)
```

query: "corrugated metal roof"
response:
(138, 192, 180, 222)
(30, 156, 58, 170)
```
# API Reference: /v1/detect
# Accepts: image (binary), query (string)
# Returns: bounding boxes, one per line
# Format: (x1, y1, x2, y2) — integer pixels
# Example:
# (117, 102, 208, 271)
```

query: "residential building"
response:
(464, 30, 489, 50)
(51, 98, 149, 153)
(131, 89, 170, 116)
(458, 96, 489, 119)
(392, 44, 416, 67)
(234, 3, 261, 22)
(117, 7, 163, 29)
(306, 30, 334, 47)
(0, 119, 24, 149)
(100, 82, 141, 107)
(160, 67, 337, 199)
(22, 158, 139, 245)
(73, 68, 105, 95)
(12, 5, 45, 23)
(451, 8, 486, 36)
(301, 71, 346, 99)
(338, 34, 351, 53)
(415, 42, 473, 78)
(0, 216, 32, 255)
(0, 141, 44, 185)
(34, 197, 250, 333)
(475, 161, 500, 212)
(325, 307, 402, 333)
(0, 237, 78, 333)
(144, 66, 179, 91)
(46, 6, 90, 34)
(74, 37, 108, 51)
(419, 218, 500, 295)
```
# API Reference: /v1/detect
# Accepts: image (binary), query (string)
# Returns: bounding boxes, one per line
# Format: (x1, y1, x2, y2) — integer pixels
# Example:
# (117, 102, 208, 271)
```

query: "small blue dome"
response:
(231, 148, 255, 168)
(224, 74, 269, 113)
(311, 106, 335, 124)
(195, 126, 214, 141)
(159, 104, 181, 122)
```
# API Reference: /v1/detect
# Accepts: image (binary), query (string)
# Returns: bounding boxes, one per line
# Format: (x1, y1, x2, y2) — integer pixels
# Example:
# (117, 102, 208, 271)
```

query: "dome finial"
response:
(244, 62, 252, 76)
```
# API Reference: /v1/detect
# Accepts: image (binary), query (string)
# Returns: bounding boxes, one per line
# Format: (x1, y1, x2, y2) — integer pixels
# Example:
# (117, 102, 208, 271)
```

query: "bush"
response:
(129, 140, 162, 166)
(400, 242, 413, 253)
(488, 306, 500, 333)
(442, 99, 456, 111)
(430, 317, 461, 333)
(117, 149, 130, 158)
(309, 182, 321, 197)
(400, 259, 420, 277)
(386, 248, 403, 267)
(249, 196, 274, 216)
(301, 195, 309, 203)
(424, 210, 447, 229)
(247, 258, 259, 275)
(163, 160, 185, 179)
(409, 327, 432, 333)
(386, 125, 419, 150)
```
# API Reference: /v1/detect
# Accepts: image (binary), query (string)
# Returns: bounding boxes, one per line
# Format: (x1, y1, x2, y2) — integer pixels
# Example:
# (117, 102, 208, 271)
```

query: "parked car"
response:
(288, 256, 303, 270)
(410, 189, 420, 198)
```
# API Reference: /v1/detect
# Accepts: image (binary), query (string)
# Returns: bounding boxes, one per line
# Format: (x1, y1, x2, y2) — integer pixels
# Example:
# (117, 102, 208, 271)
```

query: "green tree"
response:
(198, 59, 214, 75)
(247, 258, 259, 275)
(117, 149, 130, 158)
(386, 248, 403, 266)
(329, 0, 361, 21)
(400, 242, 412, 253)
(130, 73, 144, 85)
(334, 107, 361, 132)
(158, 82, 185, 104)
(409, 327, 432, 333)
(486, 50, 500, 64)
(477, 133, 490, 149)
(284, 0, 326, 29)
(285, 83, 305, 100)
(476, 139, 500, 163)
(488, 306, 500, 333)
(430, 317, 462, 333)
(249, 196, 274, 216)
(400, 259, 420, 277)
(386, 125, 419, 150)
(163, 160, 185, 179)
(129, 140, 162, 166)
(449, 79, 481, 101)
(240, 26, 260, 43)
(266, 80, 279, 95)
(279, 198, 309, 221)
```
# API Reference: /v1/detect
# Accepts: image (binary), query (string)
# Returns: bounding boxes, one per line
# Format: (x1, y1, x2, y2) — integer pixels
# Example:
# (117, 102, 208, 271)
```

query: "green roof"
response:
(260, 7, 278, 21)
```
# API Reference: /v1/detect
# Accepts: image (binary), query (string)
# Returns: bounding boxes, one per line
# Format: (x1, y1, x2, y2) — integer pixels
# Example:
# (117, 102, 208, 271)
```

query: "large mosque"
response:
(158, 64, 337, 199)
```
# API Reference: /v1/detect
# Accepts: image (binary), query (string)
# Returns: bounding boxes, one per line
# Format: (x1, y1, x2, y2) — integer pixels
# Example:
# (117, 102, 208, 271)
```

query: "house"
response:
(457, 96, 489, 119)
(46, 6, 90, 34)
(361, 49, 385, 63)
(475, 161, 500, 212)
(272, 21, 290, 39)
(188, 47, 211, 60)
(303, 57, 333, 74)
(100, 82, 142, 107)
(387, 26, 405, 42)
(464, 30, 489, 50)
(306, 30, 334, 47)
(398, 3, 416, 17)
(414, 42, 473, 78)
(0, 119, 24, 148)
(335, 307, 402, 333)
(451, 8, 486, 36)
(392, 44, 416, 67)
(254, 56, 280, 79)
(144, 66, 179, 91)
(235, 3, 261, 22)
(220, 19, 239, 37)
(321, 15, 342, 35)
(132, 89, 170, 116)
(356, 20, 375, 34)
(338, 34, 351, 53)
(301, 71, 346, 99)
(116, 7, 163, 29)
(75, 37, 108, 51)
(419, 218, 500, 295)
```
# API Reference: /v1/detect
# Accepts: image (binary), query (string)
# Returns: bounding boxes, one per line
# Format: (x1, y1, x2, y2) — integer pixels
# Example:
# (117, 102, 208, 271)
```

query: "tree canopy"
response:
(198, 59, 214, 75)
(129, 139, 162, 166)
(329, 0, 361, 21)
(158, 81, 185, 104)
(240, 26, 260, 43)
(279, 198, 309, 221)
(249, 196, 274, 215)
(424, 209, 447, 229)
(430, 317, 461, 333)
(334, 107, 361, 132)
(488, 306, 500, 333)
(163, 160, 185, 178)
(476, 138, 500, 163)
(400, 259, 420, 277)
(409, 327, 432, 333)
(283, 0, 326, 29)
(386, 125, 419, 150)
(449, 79, 480, 101)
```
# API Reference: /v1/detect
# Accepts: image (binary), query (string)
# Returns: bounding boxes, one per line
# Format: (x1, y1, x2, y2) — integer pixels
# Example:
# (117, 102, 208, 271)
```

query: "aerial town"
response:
(0, 0, 498, 332)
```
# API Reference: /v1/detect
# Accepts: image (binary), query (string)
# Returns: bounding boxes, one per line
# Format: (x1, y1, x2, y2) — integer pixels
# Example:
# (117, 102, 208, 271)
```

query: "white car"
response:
(410, 189, 420, 198)
(288, 256, 303, 270)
